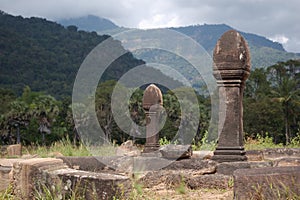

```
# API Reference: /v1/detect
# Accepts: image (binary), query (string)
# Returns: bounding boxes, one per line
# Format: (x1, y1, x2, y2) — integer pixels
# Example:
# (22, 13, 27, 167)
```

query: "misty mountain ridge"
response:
(58, 15, 119, 32)
(59, 15, 300, 68)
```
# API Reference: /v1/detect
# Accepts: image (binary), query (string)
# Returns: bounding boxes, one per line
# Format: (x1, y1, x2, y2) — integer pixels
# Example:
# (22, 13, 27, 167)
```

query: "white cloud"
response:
(138, 14, 181, 29)
(269, 35, 289, 44)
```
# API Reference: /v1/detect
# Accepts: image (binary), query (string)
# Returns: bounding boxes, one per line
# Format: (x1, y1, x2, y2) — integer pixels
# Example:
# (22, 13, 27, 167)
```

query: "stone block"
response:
(263, 148, 300, 160)
(0, 144, 22, 157)
(216, 161, 250, 175)
(160, 144, 192, 159)
(187, 174, 232, 190)
(246, 150, 263, 161)
(192, 151, 213, 159)
(133, 157, 171, 171)
(249, 161, 273, 168)
(11, 158, 132, 199)
(163, 158, 217, 171)
(273, 157, 300, 167)
(115, 140, 141, 157)
(53, 169, 132, 200)
(12, 158, 68, 199)
(234, 166, 300, 200)
(59, 156, 106, 172)
(7, 144, 22, 157)
(0, 166, 12, 192)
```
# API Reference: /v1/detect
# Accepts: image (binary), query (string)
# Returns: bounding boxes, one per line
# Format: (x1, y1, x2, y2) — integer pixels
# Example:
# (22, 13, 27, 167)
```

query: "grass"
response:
(244, 133, 300, 150)
(23, 137, 92, 157)
(250, 178, 300, 200)
(0, 184, 14, 200)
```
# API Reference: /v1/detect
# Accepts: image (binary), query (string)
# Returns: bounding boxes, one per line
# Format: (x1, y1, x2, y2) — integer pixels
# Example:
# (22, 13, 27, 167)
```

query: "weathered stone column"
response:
(142, 84, 163, 153)
(211, 30, 251, 162)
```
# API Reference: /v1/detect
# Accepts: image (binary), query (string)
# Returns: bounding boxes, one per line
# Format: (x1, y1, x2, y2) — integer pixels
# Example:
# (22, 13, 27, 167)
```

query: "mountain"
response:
(172, 24, 285, 52)
(58, 15, 300, 69)
(0, 12, 181, 97)
(172, 24, 300, 68)
(58, 15, 119, 32)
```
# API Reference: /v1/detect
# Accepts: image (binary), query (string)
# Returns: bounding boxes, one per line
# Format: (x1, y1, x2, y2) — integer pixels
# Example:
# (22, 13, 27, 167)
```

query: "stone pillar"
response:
(142, 84, 163, 153)
(211, 30, 251, 162)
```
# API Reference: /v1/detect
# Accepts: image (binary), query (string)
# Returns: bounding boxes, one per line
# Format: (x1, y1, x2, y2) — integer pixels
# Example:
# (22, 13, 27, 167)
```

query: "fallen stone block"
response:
(0, 166, 12, 192)
(138, 159, 217, 189)
(12, 158, 68, 199)
(53, 169, 132, 200)
(234, 166, 300, 200)
(263, 148, 300, 160)
(192, 151, 213, 159)
(0, 144, 22, 158)
(11, 158, 131, 200)
(115, 140, 141, 157)
(160, 144, 192, 159)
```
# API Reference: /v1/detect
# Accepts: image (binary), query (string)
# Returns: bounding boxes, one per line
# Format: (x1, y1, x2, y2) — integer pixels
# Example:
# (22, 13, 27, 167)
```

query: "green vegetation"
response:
(1, 60, 299, 149)
(244, 60, 300, 145)
(0, 184, 14, 200)
(24, 137, 91, 157)
(251, 178, 300, 200)
(0, 11, 299, 149)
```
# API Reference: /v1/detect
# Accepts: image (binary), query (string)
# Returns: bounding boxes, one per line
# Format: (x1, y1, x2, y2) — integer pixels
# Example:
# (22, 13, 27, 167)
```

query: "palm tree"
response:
(268, 60, 300, 144)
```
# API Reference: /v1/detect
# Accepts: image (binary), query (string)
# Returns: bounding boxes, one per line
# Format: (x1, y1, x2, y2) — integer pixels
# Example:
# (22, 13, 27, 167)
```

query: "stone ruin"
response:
(1, 30, 300, 199)
(142, 84, 163, 153)
(211, 30, 250, 162)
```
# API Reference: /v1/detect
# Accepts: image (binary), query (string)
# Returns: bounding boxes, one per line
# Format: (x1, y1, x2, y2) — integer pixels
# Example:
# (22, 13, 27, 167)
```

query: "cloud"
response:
(1, 0, 300, 52)
(138, 14, 180, 29)
(269, 35, 289, 44)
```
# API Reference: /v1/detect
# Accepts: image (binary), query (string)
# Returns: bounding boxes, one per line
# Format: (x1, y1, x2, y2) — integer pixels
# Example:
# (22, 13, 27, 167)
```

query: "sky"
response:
(1, 0, 300, 53)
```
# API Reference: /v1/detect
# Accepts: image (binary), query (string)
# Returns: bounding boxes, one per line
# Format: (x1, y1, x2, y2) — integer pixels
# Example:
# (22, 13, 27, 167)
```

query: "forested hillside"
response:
(172, 24, 300, 68)
(0, 12, 179, 98)
(57, 15, 300, 69)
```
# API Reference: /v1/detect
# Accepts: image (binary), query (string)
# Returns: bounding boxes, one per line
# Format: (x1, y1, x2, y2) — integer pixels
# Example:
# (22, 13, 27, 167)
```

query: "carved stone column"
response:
(211, 30, 251, 162)
(142, 84, 163, 153)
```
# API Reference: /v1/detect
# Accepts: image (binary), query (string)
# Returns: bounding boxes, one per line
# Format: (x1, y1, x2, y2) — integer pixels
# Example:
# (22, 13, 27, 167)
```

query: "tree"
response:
(0, 86, 60, 144)
(267, 60, 300, 144)
(244, 68, 283, 142)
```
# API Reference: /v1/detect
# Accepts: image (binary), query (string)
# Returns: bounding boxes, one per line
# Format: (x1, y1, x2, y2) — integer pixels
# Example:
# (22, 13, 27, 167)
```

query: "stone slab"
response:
(163, 159, 217, 171)
(216, 161, 250, 175)
(234, 166, 300, 200)
(249, 161, 273, 168)
(263, 148, 300, 160)
(246, 150, 263, 161)
(187, 174, 232, 190)
(12, 158, 68, 199)
(58, 156, 106, 172)
(273, 157, 300, 167)
(11, 158, 131, 199)
(159, 144, 192, 159)
(53, 169, 131, 200)
(0, 158, 26, 167)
